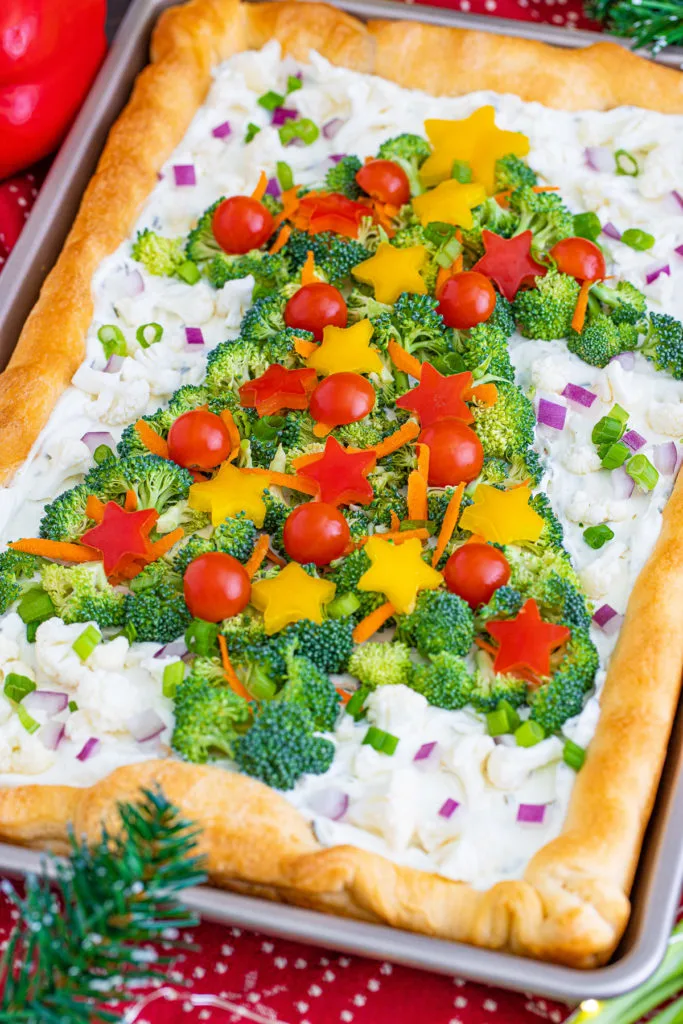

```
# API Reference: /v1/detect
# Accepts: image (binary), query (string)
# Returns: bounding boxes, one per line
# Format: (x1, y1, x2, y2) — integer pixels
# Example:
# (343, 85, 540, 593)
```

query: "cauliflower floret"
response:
(1, 717, 55, 775)
(216, 276, 255, 329)
(77, 669, 148, 733)
(638, 141, 683, 200)
(35, 618, 89, 691)
(580, 541, 628, 599)
(443, 734, 495, 804)
(89, 635, 129, 673)
(485, 737, 563, 790)
(365, 684, 428, 737)
(647, 401, 683, 437)
(89, 377, 151, 425)
(531, 356, 574, 395)
(565, 492, 633, 526)
(133, 340, 204, 398)
(33, 438, 93, 500)
(154, 280, 216, 325)
(346, 768, 418, 852)
(559, 445, 602, 475)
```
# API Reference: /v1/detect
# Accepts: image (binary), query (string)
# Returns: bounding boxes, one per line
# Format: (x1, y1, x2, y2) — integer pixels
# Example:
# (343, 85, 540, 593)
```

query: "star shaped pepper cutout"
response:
(295, 436, 376, 506)
(351, 242, 428, 305)
(459, 484, 544, 545)
(396, 363, 474, 427)
(420, 107, 530, 193)
(239, 364, 318, 417)
(307, 319, 383, 377)
(81, 501, 158, 577)
(188, 462, 268, 527)
(358, 536, 443, 615)
(471, 230, 547, 302)
(251, 562, 337, 634)
(412, 179, 486, 231)
(486, 598, 571, 677)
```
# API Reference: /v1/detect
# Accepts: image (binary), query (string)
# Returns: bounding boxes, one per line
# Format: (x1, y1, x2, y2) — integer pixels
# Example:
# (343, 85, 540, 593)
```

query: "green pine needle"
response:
(0, 787, 207, 1022)
(585, 0, 683, 54)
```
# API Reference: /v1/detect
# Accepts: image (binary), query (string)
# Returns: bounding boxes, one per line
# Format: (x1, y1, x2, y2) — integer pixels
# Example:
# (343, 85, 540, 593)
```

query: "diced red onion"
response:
(612, 351, 635, 371)
(537, 398, 566, 431)
(622, 429, 646, 452)
(185, 326, 204, 345)
(438, 798, 459, 819)
(286, 138, 307, 149)
(104, 354, 124, 373)
(128, 709, 166, 744)
(593, 603, 617, 627)
(414, 741, 437, 762)
(125, 269, 145, 296)
(675, 244, 683, 258)
(154, 638, 188, 659)
(653, 441, 678, 475)
(265, 176, 281, 198)
(271, 107, 298, 126)
(562, 383, 596, 408)
(612, 465, 635, 499)
(38, 721, 65, 752)
(672, 190, 683, 211)
(646, 263, 671, 285)
(173, 164, 196, 186)
(329, 153, 346, 164)
(76, 737, 100, 762)
(322, 118, 345, 140)
(24, 691, 69, 716)
(602, 222, 622, 241)
(584, 147, 613, 173)
(80, 431, 115, 455)
(517, 803, 546, 824)
(181, 650, 194, 665)
(212, 121, 232, 139)
(307, 788, 349, 821)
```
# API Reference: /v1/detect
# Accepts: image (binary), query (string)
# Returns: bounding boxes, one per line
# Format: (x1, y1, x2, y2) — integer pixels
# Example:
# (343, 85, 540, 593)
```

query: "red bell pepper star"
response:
(486, 598, 571, 678)
(81, 501, 158, 577)
(239, 364, 318, 417)
(295, 436, 376, 506)
(395, 363, 474, 427)
(471, 230, 547, 302)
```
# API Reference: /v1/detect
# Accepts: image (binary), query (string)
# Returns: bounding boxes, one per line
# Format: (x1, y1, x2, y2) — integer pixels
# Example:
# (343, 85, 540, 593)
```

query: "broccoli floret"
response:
(529, 625, 598, 733)
(117, 408, 173, 459)
(213, 513, 257, 563)
(396, 589, 474, 659)
(123, 562, 191, 643)
(239, 294, 286, 345)
(475, 585, 524, 627)
(508, 186, 574, 252)
(377, 133, 431, 196)
(488, 292, 517, 338)
(370, 292, 447, 361)
(460, 197, 520, 263)
(494, 154, 538, 192)
(567, 312, 639, 368)
(39, 485, 93, 543)
(365, 486, 409, 530)
(590, 280, 647, 326)
(410, 651, 474, 710)
(451, 321, 515, 382)
(261, 490, 291, 554)
(173, 536, 216, 575)
(168, 385, 210, 418)
(186, 655, 229, 687)
(348, 641, 413, 688)
(0, 550, 42, 615)
(327, 548, 386, 621)
(85, 455, 193, 518)
(346, 289, 392, 324)
(473, 381, 536, 461)
(640, 312, 683, 379)
(131, 228, 186, 277)
(276, 652, 341, 731)
(479, 451, 544, 489)
(172, 676, 251, 763)
(204, 337, 259, 392)
(529, 492, 565, 551)
(470, 659, 528, 712)
(282, 229, 369, 286)
(235, 701, 334, 790)
(283, 618, 354, 675)
(40, 562, 125, 629)
(208, 251, 290, 297)
(324, 155, 363, 199)
(513, 270, 580, 341)
(185, 198, 223, 264)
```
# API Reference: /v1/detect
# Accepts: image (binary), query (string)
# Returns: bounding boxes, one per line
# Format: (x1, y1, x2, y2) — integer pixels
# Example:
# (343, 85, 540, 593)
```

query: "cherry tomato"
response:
(212, 196, 274, 255)
(309, 373, 376, 428)
(443, 543, 511, 609)
(183, 552, 251, 622)
(167, 410, 232, 470)
(419, 419, 483, 487)
(437, 272, 496, 330)
(282, 502, 350, 566)
(355, 159, 410, 207)
(549, 237, 606, 282)
(284, 283, 347, 341)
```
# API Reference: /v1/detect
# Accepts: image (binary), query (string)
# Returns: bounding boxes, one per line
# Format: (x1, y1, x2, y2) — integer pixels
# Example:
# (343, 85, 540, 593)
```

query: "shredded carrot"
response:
(219, 409, 242, 460)
(269, 223, 291, 254)
(312, 422, 332, 438)
(373, 419, 420, 459)
(417, 443, 430, 481)
(294, 337, 318, 359)
(380, 527, 430, 544)
(245, 533, 270, 578)
(352, 601, 395, 643)
(387, 338, 422, 380)
(407, 470, 428, 521)
(135, 419, 169, 459)
(390, 511, 400, 531)
(245, 467, 319, 496)
(218, 635, 251, 699)
(273, 186, 300, 229)
(124, 489, 138, 512)
(8, 539, 100, 563)
(85, 494, 105, 523)
(147, 526, 184, 560)
(431, 483, 465, 567)
(465, 382, 498, 407)
(290, 451, 322, 472)
(465, 533, 487, 545)
(435, 265, 452, 297)
(265, 546, 287, 567)
(572, 279, 592, 334)
(336, 688, 353, 706)
(301, 250, 317, 285)
(475, 636, 499, 657)
(534, 186, 559, 192)
(251, 170, 268, 201)
(370, 200, 397, 237)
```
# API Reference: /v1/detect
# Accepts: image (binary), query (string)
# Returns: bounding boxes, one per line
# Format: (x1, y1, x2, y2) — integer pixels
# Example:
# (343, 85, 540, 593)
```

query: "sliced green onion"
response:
(614, 149, 639, 177)
(278, 118, 319, 147)
(136, 322, 164, 349)
(515, 720, 545, 748)
(424, 222, 456, 246)
(591, 415, 625, 446)
(621, 227, 655, 252)
(176, 260, 200, 285)
(3, 673, 36, 704)
(185, 619, 220, 656)
(97, 324, 126, 359)
(162, 661, 185, 699)
(583, 524, 615, 549)
(497, 699, 521, 732)
(258, 90, 285, 111)
(286, 75, 302, 94)
(327, 593, 361, 619)
(601, 441, 630, 470)
(362, 725, 399, 756)
(276, 161, 294, 191)
(16, 703, 39, 735)
(25, 622, 39, 644)
(17, 587, 55, 625)
(451, 160, 472, 183)
(563, 738, 586, 771)
(72, 624, 101, 661)
(573, 212, 602, 242)
(252, 415, 285, 441)
(486, 708, 511, 737)
(610, 403, 630, 424)
(626, 453, 659, 491)
(345, 686, 369, 721)
(68, 700, 79, 712)
(244, 122, 261, 144)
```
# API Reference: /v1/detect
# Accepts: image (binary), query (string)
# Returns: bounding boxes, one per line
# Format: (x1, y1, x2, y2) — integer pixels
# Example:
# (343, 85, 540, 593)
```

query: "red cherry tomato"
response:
(419, 419, 484, 487)
(549, 237, 606, 282)
(212, 196, 274, 255)
(183, 552, 251, 622)
(284, 283, 347, 341)
(355, 159, 410, 207)
(167, 410, 232, 470)
(309, 373, 376, 429)
(437, 272, 496, 330)
(443, 543, 511, 609)
(282, 502, 350, 567)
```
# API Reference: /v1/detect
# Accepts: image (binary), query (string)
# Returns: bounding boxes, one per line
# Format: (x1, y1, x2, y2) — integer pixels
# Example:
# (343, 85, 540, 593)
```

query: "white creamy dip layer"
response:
(1, 44, 682, 889)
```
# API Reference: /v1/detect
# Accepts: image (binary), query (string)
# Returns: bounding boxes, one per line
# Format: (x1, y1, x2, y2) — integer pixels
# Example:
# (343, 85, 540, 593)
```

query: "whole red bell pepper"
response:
(0, 0, 106, 180)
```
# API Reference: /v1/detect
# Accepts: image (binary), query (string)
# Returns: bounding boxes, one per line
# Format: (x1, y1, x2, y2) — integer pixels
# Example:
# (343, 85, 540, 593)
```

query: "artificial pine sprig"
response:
(0, 787, 207, 1023)
(585, 0, 683, 55)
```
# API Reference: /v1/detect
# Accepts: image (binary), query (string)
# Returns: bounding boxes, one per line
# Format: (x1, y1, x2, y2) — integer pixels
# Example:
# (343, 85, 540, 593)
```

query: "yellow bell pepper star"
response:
(188, 462, 267, 528)
(420, 107, 530, 194)
(307, 319, 383, 377)
(351, 242, 429, 305)
(250, 562, 337, 634)
(459, 484, 544, 545)
(358, 536, 443, 615)
(412, 179, 487, 231)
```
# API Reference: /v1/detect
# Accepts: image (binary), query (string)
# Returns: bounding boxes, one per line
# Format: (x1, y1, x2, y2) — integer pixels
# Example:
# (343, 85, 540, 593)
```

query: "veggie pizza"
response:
(0, 0, 682, 969)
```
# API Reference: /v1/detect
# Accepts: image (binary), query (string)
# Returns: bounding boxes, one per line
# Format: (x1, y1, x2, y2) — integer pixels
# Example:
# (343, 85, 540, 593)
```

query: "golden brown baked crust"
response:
(1, 0, 683, 968)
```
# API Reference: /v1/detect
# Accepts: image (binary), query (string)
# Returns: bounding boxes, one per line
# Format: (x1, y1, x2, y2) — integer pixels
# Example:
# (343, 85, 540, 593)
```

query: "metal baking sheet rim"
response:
(1, 0, 683, 1000)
